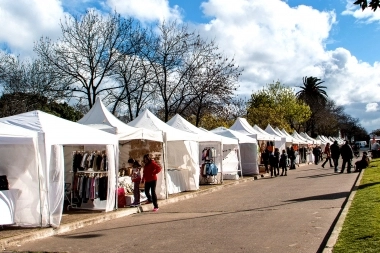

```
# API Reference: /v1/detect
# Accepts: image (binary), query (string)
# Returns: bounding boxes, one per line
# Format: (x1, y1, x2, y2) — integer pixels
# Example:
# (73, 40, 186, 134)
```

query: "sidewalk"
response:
(1, 161, 360, 252)
(0, 174, 263, 250)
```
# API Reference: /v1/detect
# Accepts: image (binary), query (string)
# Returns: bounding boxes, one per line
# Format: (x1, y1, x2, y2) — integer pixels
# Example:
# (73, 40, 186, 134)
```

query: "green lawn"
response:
(333, 158, 380, 253)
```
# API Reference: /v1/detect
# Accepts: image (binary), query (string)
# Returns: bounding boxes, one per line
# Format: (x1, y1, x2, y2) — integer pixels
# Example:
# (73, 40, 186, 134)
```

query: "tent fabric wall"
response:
(0, 111, 119, 227)
(211, 127, 259, 175)
(0, 123, 45, 227)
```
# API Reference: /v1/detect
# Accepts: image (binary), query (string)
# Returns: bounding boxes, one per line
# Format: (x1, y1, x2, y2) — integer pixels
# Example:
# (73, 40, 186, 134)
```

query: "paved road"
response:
(8, 162, 359, 253)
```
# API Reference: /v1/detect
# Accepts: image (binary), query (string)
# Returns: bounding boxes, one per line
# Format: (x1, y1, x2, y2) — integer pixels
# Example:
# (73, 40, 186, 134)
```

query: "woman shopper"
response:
(142, 154, 162, 212)
(127, 158, 142, 207)
(321, 143, 333, 168)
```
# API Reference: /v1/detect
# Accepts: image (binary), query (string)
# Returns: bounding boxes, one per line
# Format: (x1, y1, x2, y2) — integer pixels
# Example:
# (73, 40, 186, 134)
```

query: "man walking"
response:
(340, 141, 354, 174)
(330, 141, 340, 173)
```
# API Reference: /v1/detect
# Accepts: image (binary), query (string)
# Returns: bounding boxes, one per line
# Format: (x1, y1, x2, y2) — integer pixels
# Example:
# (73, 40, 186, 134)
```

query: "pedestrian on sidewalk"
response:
(340, 141, 354, 174)
(321, 143, 333, 168)
(128, 158, 142, 207)
(142, 154, 162, 212)
(273, 147, 280, 176)
(262, 147, 271, 174)
(280, 149, 288, 176)
(288, 146, 296, 170)
(313, 145, 321, 165)
(330, 140, 340, 172)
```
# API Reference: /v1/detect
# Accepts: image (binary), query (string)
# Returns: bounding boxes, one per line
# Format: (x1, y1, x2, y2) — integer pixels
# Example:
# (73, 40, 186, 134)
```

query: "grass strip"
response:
(333, 158, 380, 253)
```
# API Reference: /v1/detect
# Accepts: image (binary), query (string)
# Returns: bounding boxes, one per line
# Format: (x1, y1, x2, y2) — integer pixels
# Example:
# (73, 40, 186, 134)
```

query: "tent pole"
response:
(162, 131, 169, 199)
(237, 140, 243, 178)
(220, 141, 223, 184)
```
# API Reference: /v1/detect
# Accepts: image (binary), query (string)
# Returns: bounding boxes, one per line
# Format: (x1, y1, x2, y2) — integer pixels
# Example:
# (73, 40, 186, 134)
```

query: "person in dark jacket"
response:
(279, 150, 288, 176)
(288, 146, 296, 170)
(330, 141, 340, 173)
(142, 154, 162, 212)
(354, 152, 370, 172)
(340, 141, 354, 173)
(313, 146, 321, 165)
(261, 148, 271, 174)
(273, 148, 280, 176)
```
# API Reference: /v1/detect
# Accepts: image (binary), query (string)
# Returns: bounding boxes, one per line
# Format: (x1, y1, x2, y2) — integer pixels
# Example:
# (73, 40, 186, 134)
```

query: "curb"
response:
(321, 169, 364, 253)
(1, 175, 263, 250)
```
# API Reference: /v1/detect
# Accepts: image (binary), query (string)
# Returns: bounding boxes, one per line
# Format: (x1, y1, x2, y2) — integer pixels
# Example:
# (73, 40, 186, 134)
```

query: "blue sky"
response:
(1, 0, 380, 133)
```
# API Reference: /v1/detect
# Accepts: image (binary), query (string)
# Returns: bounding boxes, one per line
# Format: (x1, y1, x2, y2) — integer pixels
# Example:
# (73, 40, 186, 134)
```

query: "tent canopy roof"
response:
(0, 110, 118, 145)
(167, 114, 229, 143)
(127, 109, 198, 141)
(78, 97, 163, 142)
(211, 127, 257, 144)
(253, 125, 280, 141)
(230, 118, 272, 140)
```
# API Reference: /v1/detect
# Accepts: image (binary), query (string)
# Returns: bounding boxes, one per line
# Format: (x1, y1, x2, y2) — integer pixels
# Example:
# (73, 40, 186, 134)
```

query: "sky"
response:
(1, 0, 380, 133)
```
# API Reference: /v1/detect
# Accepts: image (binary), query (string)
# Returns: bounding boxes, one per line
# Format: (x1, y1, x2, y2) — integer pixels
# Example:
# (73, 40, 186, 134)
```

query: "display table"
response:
(166, 169, 188, 194)
(0, 190, 15, 225)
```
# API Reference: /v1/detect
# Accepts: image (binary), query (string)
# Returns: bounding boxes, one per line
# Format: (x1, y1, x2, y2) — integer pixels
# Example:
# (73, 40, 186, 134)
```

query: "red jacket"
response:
(142, 159, 162, 182)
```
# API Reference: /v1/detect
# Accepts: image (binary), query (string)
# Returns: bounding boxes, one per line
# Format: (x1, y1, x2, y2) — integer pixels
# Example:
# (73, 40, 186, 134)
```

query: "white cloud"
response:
(106, 0, 182, 23)
(0, 0, 65, 57)
(366, 103, 379, 112)
(197, 0, 336, 91)
(342, 0, 380, 23)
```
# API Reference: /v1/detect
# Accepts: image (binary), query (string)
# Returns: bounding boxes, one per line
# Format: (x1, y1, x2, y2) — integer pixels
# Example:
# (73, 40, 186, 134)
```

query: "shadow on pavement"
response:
(295, 172, 340, 179)
(59, 233, 104, 239)
(285, 191, 349, 202)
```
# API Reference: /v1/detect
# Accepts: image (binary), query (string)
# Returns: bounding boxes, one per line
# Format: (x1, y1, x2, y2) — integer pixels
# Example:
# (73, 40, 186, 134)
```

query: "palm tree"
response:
(296, 76, 328, 105)
(296, 76, 328, 137)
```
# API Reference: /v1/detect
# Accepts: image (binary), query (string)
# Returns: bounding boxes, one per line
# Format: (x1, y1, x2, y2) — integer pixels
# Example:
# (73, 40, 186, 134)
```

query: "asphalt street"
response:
(7, 160, 359, 253)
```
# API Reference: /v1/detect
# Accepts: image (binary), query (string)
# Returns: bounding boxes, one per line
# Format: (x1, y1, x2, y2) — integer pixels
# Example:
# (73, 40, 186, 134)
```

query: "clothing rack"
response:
(66, 149, 110, 211)
(200, 147, 220, 185)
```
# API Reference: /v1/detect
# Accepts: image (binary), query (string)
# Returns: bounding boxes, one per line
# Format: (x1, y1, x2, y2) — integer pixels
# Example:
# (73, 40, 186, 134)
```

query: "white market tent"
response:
(78, 97, 163, 142)
(0, 123, 40, 226)
(211, 127, 259, 175)
(230, 117, 275, 141)
(315, 135, 327, 145)
(167, 114, 241, 180)
(198, 127, 240, 176)
(265, 125, 288, 151)
(301, 132, 321, 145)
(128, 109, 200, 194)
(280, 128, 308, 145)
(0, 111, 119, 227)
(77, 97, 166, 199)
(252, 124, 280, 142)
(292, 130, 313, 145)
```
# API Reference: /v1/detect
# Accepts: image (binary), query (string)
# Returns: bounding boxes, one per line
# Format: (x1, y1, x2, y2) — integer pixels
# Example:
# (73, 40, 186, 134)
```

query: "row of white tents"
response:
(0, 97, 345, 228)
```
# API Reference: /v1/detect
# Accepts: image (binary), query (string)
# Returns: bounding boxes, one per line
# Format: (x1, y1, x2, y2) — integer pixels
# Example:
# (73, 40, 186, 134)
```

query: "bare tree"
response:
(0, 53, 71, 99)
(181, 52, 243, 126)
(34, 10, 139, 109)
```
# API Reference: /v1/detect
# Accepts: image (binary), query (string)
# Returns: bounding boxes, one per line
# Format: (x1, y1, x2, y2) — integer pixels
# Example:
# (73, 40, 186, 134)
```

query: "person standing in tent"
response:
(330, 141, 340, 173)
(321, 143, 333, 168)
(128, 158, 142, 207)
(142, 154, 162, 212)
